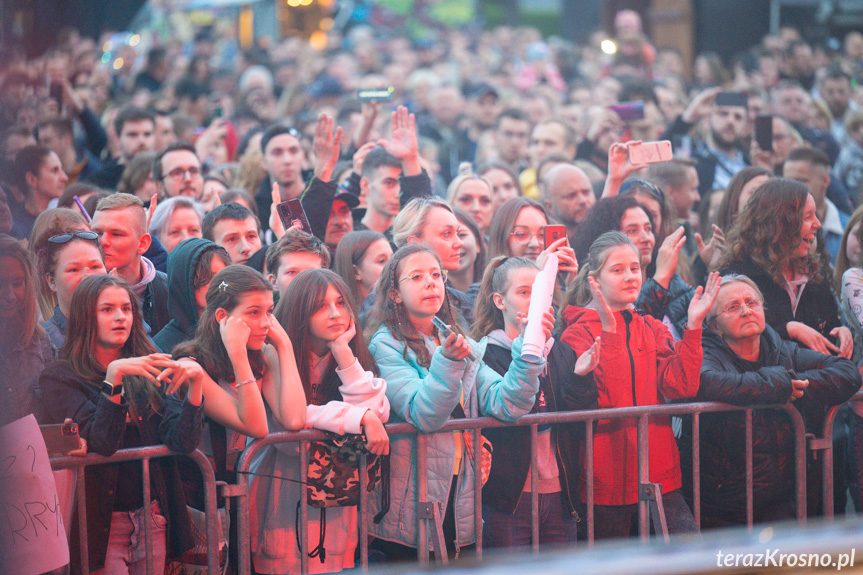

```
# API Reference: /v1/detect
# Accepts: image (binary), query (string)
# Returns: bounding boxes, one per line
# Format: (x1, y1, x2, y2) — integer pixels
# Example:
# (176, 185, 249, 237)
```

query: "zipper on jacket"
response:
(623, 311, 638, 406)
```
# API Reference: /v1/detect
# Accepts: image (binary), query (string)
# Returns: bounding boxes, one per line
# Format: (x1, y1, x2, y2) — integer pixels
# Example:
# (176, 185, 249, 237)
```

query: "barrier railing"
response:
(49, 447, 220, 575)
(233, 399, 810, 575)
(815, 390, 863, 520)
(48, 393, 859, 575)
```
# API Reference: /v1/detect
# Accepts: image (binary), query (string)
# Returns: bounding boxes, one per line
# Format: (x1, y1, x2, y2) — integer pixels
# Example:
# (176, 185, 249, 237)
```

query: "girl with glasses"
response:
(364, 244, 549, 560)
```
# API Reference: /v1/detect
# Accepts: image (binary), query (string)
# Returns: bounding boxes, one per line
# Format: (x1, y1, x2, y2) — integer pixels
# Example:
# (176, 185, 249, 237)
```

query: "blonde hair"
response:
(391, 197, 455, 248)
(94, 193, 147, 236)
(445, 162, 493, 207)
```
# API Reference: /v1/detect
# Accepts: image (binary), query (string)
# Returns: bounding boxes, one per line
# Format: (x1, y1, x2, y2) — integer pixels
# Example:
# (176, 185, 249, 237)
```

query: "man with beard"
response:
(87, 106, 156, 190)
(662, 87, 749, 195)
(542, 163, 595, 241)
(153, 142, 204, 201)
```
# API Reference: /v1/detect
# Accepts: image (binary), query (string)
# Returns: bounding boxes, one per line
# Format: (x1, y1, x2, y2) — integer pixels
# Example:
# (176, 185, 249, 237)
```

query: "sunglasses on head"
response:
(619, 179, 665, 203)
(48, 231, 99, 244)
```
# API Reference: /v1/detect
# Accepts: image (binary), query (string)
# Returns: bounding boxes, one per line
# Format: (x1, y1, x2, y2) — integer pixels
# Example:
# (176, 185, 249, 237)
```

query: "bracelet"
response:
(236, 378, 256, 388)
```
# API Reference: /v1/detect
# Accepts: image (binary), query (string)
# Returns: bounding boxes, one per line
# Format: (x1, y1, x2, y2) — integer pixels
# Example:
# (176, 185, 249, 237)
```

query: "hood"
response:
(166, 238, 218, 333)
(701, 322, 784, 367)
(561, 305, 600, 328)
(486, 329, 513, 349)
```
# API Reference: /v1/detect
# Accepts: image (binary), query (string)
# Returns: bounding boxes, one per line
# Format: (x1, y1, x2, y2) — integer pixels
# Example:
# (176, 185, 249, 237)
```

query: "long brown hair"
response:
(471, 256, 537, 340)
(173, 265, 270, 382)
(834, 205, 863, 291)
(486, 197, 549, 260)
(565, 231, 640, 308)
(0, 233, 42, 345)
(721, 178, 823, 285)
(274, 268, 377, 405)
(62, 275, 161, 421)
(364, 244, 464, 368)
(714, 166, 773, 233)
(333, 230, 388, 309)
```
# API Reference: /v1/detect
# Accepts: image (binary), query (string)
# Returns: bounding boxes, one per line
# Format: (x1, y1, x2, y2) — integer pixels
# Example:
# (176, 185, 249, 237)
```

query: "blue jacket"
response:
(366, 326, 544, 550)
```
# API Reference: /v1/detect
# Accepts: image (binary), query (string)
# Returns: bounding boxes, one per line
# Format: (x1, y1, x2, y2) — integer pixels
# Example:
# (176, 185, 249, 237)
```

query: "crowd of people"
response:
(4, 8, 863, 574)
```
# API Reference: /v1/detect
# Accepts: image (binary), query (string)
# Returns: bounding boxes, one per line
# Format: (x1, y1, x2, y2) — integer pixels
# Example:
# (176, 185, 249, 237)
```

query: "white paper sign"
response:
(0, 414, 69, 575)
(521, 253, 558, 362)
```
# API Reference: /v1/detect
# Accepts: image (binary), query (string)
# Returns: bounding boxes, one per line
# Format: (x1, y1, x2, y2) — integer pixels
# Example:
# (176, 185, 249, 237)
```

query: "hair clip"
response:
(218, 281, 229, 292)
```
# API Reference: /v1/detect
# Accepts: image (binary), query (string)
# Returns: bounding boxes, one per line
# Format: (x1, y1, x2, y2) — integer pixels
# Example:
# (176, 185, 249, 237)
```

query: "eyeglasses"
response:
(717, 299, 764, 317)
(48, 231, 99, 244)
(162, 167, 203, 181)
(509, 226, 544, 245)
(399, 270, 448, 285)
(620, 179, 665, 203)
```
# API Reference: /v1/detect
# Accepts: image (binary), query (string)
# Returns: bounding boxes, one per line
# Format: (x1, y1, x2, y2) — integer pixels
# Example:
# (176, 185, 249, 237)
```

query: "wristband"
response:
(236, 378, 256, 388)
(101, 379, 123, 397)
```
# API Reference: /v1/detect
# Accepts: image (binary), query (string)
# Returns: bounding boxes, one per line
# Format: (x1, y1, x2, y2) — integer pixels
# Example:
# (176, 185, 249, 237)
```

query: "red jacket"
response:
(560, 305, 702, 505)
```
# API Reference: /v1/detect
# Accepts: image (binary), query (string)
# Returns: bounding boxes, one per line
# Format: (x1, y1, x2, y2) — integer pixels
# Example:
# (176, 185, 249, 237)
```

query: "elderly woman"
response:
(679, 274, 859, 528)
(148, 196, 205, 254)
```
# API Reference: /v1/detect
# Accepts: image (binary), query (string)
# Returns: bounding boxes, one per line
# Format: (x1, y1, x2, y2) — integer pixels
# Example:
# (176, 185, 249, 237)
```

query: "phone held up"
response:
(543, 225, 566, 249)
(276, 199, 313, 235)
(628, 140, 673, 165)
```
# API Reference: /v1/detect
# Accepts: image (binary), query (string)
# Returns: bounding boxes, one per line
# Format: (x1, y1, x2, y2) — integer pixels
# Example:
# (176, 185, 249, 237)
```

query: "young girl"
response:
(249, 268, 389, 574)
(364, 244, 549, 559)
(333, 230, 392, 309)
(560, 232, 719, 539)
(36, 275, 205, 573)
(472, 256, 598, 549)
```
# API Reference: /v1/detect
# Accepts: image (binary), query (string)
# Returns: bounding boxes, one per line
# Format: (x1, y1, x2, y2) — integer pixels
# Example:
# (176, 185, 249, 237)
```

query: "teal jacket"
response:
(367, 326, 544, 551)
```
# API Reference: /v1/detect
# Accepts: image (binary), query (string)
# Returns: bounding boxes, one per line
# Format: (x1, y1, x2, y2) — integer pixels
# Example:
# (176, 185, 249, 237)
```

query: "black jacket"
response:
(678, 326, 859, 527)
(722, 259, 841, 343)
(481, 336, 598, 517)
(35, 360, 205, 570)
(153, 238, 216, 353)
(142, 268, 171, 336)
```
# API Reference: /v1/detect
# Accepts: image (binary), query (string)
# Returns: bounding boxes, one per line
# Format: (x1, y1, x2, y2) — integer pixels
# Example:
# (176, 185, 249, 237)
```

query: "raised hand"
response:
(686, 271, 721, 329)
(360, 410, 390, 455)
(352, 101, 379, 148)
(575, 336, 601, 376)
(352, 141, 377, 176)
(220, 315, 252, 358)
(606, 141, 648, 187)
(269, 183, 286, 240)
(588, 276, 617, 333)
(313, 113, 343, 182)
(654, 226, 687, 288)
(146, 194, 158, 231)
(695, 225, 726, 272)
(681, 87, 722, 123)
(378, 106, 420, 175)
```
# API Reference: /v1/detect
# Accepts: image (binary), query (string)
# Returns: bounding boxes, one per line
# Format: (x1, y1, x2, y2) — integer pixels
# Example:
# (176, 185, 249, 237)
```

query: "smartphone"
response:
(276, 199, 312, 235)
(40, 422, 80, 454)
(628, 140, 673, 164)
(431, 316, 478, 362)
(543, 224, 566, 249)
(754, 115, 773, 152)
(715, 91, 748, 108)
(609, 101, 645, 122)
(357, 87, 394, 102)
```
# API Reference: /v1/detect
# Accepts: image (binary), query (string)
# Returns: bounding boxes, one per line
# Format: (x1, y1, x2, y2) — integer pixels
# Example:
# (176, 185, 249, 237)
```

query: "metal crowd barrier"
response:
(233, 399, 812, 575)
(49, 392, 862, 575)
(49, 447, 220, 575)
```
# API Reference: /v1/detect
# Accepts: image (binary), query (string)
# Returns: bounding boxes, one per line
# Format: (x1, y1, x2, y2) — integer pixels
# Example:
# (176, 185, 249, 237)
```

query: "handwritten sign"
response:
(0, 414, 69, 575)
